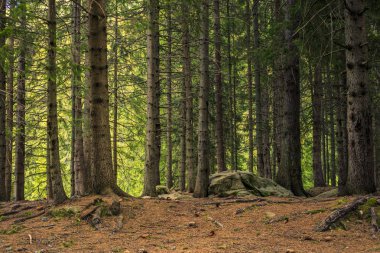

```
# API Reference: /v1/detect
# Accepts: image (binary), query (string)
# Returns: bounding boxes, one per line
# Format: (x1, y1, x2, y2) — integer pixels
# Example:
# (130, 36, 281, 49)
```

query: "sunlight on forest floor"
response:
(0, 195, 379, 253)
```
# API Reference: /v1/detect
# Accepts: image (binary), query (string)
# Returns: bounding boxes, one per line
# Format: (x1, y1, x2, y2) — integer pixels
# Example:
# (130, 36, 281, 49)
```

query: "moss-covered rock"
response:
(314, 188, 338, 199)
(208, 171, 293, 197)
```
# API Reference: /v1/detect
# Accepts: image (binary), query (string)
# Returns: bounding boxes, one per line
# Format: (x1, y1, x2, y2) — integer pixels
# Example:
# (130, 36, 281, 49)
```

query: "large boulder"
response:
(209, 171, 293, 197)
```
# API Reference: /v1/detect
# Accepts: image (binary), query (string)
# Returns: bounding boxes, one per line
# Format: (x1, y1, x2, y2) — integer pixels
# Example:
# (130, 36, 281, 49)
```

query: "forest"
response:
(0, 0, 380, 252)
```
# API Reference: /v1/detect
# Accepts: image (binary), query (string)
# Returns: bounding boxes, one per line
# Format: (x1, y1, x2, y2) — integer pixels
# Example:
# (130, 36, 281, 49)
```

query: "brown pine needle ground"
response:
(0, 195, 379, 253)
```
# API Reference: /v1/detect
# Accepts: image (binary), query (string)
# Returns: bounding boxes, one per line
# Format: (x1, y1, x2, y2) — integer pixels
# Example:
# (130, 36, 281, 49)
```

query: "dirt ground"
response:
(0, 194, 379, 253)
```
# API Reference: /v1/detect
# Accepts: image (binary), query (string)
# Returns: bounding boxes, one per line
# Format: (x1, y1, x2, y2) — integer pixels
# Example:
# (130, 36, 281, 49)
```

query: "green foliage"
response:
(48, 207, 79, 219)
(0, 225, 24, 235)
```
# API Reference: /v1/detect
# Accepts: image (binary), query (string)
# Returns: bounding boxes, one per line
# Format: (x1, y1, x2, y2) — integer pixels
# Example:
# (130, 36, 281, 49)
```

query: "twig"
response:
(14, 211, 45, 224)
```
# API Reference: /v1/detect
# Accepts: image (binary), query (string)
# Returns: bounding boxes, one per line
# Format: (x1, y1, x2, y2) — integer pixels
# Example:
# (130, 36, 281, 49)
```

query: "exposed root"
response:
(315, 196, 370, 232)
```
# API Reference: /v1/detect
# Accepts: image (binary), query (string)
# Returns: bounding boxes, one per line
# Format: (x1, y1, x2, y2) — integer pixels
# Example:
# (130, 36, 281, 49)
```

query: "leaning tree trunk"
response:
(0, 0, 6, 201)
(181, 0, 195, 192)
(143, 0, 161, 196)
(14, 2, 26, 201)
(214, 0, 226, 173)
(344, 0, 376, 194)
(194, 0, 210, 198)
(47, 0, 67, 204)
(276, 0, 306, 196)
(312, 64, 325, 187)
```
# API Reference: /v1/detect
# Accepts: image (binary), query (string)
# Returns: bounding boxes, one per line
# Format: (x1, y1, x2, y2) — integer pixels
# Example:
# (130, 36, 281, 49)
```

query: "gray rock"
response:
(209, 171, 293, 197)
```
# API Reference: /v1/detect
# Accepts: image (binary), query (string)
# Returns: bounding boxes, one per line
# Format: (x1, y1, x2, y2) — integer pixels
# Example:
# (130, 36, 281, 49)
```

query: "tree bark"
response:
(14, 2, 26, 201)
(213, 0, 226, 173)
(113, 1, 119, 185)
(194, 0, 210, 198)
(0, 0, 6, 201)
(276, 0, 306, 196)
(5, 0, 15, 201)
(327, 64, 336, 187)
(181, 0, 195, 192)
(272, 0, 284, 179)
(312, 64, 325, 187)
(47, 0, 67, 204)
(344, 0, 376, 194)
(337, 70, 348, 195)
(143, 0, 161, 196)
(88, 0, 119, 194)
(166, 4, 173, 189)
(72, 0, 87, 196)
(246, 0, 254, 174)
(253, 0, 264, 178)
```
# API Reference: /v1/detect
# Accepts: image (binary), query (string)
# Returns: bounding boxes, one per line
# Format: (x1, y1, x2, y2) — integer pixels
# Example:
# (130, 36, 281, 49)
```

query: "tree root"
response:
(315, 196, 371, 232)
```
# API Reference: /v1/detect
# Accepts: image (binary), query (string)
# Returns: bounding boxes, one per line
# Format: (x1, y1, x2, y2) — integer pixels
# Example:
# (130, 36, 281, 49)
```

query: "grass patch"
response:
(48, 207, 79, 219)
(0, 225, 25, 235)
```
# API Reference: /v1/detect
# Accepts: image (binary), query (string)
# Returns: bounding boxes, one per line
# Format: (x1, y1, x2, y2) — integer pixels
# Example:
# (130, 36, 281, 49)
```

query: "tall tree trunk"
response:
(375, 94, 380, 189)
(262, 81, 271, 178)
(214, 0, 226, 173)
(113, 1, 119, 184)
(181, 0, 195, 192)
(246, 0, 253, 173)
(166, 4, 173, 189)
(88, 0, 122, 195)
(276, 0, 306, 196)
(337, 70, 348, 195)
(344, 0, 376, 194)
(194, 0, 210, 198)
(143, 0, 161, 196)
(226, 0, 236, 171)
(83, 52, 94, 193)
(253, 0, 264, 177)
(14, 2, 26, 201)
(72, 0, 86, 196)
(0, 0, 6, 201)
(327, 64, 336, 187)
(47, 0, 67, 204)
(312, 64, 325, 187)
(272, 0, 284, 179)
(5, 0, 15, 201)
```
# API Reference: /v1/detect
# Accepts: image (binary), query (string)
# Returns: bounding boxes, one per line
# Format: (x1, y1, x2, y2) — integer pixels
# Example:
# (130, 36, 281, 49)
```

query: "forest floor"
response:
(0, 194, 379, 253)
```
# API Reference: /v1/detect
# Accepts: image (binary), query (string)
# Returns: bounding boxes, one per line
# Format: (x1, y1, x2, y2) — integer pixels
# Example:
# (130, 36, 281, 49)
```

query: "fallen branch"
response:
(1, 206, 34, 217)
(370, 207, 379, 233)
(315, 196, 369, 232)
(14, 211, 45, 224)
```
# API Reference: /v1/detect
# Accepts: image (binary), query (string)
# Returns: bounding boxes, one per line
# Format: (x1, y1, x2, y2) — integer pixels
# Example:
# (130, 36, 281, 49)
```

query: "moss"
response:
(49, 207, 79, 218)
(304, 209, 327, 215)
(0, 225, 24, 235)
(62, 240, 75, 248)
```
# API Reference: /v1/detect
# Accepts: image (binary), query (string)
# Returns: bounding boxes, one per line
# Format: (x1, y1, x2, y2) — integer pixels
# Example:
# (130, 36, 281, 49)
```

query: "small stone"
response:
(323, 236, 333, 242)
(188, 221, 197, 228)
(235, 208, 245, 215)
(5, 247, 12, 252)
(265, 211, 276, 219)
(286, 249, 295, 253)
(41, 216, 49, 222)
(124, 251, 131, 253)
(137, 249, 148, 253)
(208, 230, 215, 237)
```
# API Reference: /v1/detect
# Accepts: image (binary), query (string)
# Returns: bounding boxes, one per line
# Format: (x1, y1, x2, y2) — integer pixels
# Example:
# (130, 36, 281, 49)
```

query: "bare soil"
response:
(0, 195, 379, 253)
